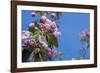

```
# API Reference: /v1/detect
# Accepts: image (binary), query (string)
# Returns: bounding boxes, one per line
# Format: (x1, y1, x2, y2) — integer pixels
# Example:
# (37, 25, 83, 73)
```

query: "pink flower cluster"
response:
(38, 35, 61, 57)
(22, 31, 36, 47)
(44, 48, 62, 57)
(29, 13, 61, 38)
(22, 39, 36, 47)
(79, 30, 90, 59)
(22, 31, 31, 39)
(22, 11, 62, 61)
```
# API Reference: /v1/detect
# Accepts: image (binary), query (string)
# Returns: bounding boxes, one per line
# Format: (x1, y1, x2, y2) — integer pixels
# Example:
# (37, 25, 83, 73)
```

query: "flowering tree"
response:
(72, 30, 90, 60)
(80, 30, 90, 59)
(22, 11, 62, 62)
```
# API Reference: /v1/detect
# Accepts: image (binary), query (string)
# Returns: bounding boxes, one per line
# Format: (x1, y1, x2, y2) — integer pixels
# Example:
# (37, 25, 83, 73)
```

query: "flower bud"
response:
(29, 39, 36, 46)
(50, 13, 57, 21)
(22, 39, 30, 46)
(31, 11, 36, 17)
(22, 31, 31, 39)
(40, 16, 47, 24)
(53, 31, 61, 38)
(29, 22, 35, 28)
(42, 42, 48, 48)
(80, 32, 89, 41)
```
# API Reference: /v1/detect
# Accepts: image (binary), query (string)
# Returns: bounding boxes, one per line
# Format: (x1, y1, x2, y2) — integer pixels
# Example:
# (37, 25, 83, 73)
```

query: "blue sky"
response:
(22, 10, 90, 61)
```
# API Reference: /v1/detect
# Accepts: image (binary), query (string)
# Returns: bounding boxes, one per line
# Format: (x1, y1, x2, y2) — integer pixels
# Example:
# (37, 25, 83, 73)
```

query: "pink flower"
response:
(44, 48, 60, 57)
(48, 52, 52, 56)
(46, 19, 52, 24)
(50, 13, 56, 17)
(40, 16, 47, 24)
(44, 48, 52, 56)
(40, 24, 49, 31)
(38, 36, 48, 48)
(31, 11, 36, 17)
(80, 32, 89, 41)
(22, 39, 36, 47)
(50, 13, 57, 21)
(53, 31, 61, 38)
(38, 35, 42, 43)
(51, 50, 62, 57)
(22, 39, 30, 46)
(29, 22, 35, 28)
(49, 22, 58, 32)
(50, 22, 56, 29)
(45, 48, 62, 57)
(40, 24, 46, 30)
(41, 42, 48, 48)
(22, 31, 31, 39)
(39, 21, 58, 32)
(29, 39, 36, 46)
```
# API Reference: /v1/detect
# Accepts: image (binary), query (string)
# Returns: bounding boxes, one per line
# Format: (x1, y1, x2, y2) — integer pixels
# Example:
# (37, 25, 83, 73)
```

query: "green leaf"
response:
(34, 53, 40, 62)
(48, 39, 52, 48)
(22, 49, 31, 62)
(39, 11, 46, 16)
(31, 30, 42, 39)
(48, 34, 58, 48)
(32, 34, 39, 39)
(39, 48, 48, 61)
(38, 31, 42, 35)
(29, 27, 36, 33)
(34, 21, 40, 27)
